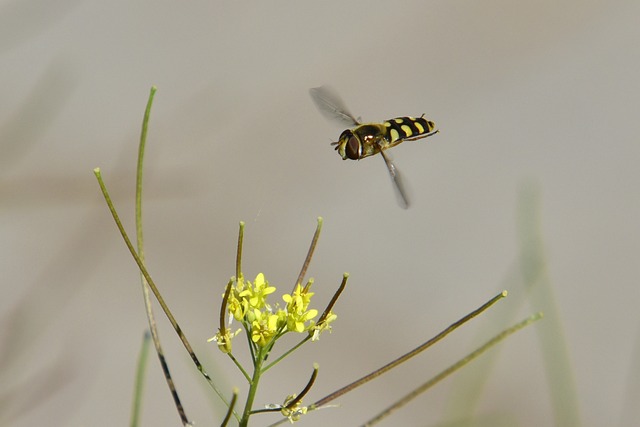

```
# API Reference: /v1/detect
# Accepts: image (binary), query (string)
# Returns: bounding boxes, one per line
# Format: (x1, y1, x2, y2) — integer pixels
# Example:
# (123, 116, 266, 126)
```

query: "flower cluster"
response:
(204, 219, 347, 425)
(209, 273, 335, 353)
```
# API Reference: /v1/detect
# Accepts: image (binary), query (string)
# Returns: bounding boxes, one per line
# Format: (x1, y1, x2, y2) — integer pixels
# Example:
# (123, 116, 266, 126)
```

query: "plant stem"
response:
(240, 349, 265, 427)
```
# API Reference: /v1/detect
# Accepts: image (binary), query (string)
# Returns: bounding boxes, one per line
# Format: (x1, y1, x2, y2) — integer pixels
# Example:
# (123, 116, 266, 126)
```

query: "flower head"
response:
(250, 308, 280, 347)
(239, 273, 276, 311)
(227, 273, 276, 323)
(283, 282, 318, 333)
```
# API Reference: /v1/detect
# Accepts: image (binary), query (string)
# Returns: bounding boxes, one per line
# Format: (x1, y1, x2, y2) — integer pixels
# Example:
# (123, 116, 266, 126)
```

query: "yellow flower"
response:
(207, 328, 241, 354)
(283, 283, 314, 314)
(230, 275, 248, 297)
(227, 292, 249, 322)
(224, 275, 250, 322)
(239, 273, 276, 310)
(287, 308, 318, 333)
(283, 283, 318, 333)
(250, 308, 280, 347)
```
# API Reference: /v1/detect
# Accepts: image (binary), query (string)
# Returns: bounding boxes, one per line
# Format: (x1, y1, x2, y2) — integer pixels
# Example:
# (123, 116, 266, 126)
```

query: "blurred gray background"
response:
(1, 1, 639, 426)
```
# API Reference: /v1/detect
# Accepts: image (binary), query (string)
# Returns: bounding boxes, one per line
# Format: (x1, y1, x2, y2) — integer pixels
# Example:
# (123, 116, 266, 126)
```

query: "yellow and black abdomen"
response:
(383, 116, 437, 146)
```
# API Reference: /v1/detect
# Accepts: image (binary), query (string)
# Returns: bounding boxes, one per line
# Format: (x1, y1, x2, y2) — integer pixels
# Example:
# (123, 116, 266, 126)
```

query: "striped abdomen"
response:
(383, 116, 437, 145)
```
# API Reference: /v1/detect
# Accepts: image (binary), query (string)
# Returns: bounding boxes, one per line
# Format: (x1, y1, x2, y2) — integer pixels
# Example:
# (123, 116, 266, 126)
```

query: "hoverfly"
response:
(309, 85, 438, 208)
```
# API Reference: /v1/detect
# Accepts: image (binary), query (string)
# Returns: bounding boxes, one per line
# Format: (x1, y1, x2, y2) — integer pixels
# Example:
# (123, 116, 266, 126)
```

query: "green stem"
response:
(227, 352, 251, 383)
(263, 335, 310, 373)
(129, 331, 151, 427)
(240, 349, 265, 427)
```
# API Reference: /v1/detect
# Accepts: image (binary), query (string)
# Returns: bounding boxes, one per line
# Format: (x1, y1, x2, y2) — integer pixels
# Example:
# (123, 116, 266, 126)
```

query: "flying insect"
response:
(309, 85, 438, 208)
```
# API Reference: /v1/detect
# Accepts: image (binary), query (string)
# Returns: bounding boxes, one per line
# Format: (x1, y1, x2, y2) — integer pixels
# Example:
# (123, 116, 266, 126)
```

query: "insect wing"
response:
(309, 85, 360, 127)
(379, 149, 410, 209)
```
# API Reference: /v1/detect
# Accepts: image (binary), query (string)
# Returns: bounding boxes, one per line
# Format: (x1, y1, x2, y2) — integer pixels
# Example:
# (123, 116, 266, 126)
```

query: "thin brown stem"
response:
(293, 217, 323, 293)
(285, 363, 319, 410)
(94, 169, 228, 407)
(317, 273, 348, 325)
(362, 312, 543, 426)
(220, 388, 239, 427)
(236, 222, 245, 280)
(311, 291, 508, 409)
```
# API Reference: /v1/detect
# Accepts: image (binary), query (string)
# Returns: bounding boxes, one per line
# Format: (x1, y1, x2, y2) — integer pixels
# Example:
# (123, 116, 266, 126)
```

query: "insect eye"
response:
(345, 136, 360, 160)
